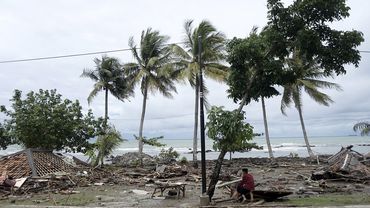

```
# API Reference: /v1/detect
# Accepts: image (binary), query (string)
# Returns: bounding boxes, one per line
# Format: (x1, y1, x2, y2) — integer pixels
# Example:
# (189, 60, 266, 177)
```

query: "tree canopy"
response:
(266, 0, 364, 75)
(0, 89, 104, 152)
(226, 28, 287, 107)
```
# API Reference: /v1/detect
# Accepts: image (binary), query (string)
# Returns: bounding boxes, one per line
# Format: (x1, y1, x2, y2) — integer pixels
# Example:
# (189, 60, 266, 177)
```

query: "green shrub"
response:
(158, 147, 179, 162)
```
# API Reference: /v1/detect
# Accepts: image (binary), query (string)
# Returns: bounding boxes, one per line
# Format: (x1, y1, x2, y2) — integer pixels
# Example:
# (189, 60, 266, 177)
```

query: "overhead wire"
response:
(0, 42, 186, 64)
(0, 44, 369, 64)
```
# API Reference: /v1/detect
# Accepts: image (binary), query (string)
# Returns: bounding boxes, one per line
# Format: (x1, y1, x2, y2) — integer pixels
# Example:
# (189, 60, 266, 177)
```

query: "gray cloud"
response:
(0, 0, 369, 140)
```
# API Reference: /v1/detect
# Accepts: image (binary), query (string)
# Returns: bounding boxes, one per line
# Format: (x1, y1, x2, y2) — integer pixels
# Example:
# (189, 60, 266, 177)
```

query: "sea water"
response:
(1, 136, 369, 161)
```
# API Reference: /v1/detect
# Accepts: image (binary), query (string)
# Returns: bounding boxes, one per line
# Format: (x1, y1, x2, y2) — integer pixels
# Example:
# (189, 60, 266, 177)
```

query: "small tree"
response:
(86, 125, 124, 166)
(0, 89, 104, 152)
(206, 106, 259, 200)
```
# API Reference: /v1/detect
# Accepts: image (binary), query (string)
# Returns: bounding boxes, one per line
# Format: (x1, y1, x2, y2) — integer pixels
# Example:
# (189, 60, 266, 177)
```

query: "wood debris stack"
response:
(312, 145, 370, 181)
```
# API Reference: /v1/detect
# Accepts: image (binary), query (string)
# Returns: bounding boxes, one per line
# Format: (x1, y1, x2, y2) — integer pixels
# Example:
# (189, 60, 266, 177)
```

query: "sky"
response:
(0, 0, 369, 140)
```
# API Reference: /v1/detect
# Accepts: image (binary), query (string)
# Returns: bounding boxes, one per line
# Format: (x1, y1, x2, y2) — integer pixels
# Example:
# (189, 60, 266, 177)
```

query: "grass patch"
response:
(278, 193, 370, 206)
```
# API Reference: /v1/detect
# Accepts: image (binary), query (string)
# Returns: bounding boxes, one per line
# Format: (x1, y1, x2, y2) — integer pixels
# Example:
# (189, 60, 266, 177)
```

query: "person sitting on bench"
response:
(236, 167, 254, 202)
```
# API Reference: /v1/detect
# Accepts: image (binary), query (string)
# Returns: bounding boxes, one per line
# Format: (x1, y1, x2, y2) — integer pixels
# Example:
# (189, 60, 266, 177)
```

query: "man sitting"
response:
(235, 167, 255, 202)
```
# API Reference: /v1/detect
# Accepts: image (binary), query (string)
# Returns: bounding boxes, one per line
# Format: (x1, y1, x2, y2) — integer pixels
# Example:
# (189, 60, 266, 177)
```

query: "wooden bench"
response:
(151, 181, 187, 199)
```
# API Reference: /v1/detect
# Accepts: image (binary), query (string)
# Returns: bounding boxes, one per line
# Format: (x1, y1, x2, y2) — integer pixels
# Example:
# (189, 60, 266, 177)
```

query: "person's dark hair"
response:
(242, 167, 248, 173)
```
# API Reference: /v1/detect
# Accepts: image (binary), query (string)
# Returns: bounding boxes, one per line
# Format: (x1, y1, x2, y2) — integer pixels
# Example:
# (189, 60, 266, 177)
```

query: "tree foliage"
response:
(0, 123, 12, 150)
(81, 55, 134, 126)
(206, 106, 258, 153)
(353, 121, 370, 136)
(266, 0, 364, 75)
(87, 125, 125, 166)
(134, 135, 166, 147)
(226, 28, 288, 107)
(0, 89, 104, 152)
(206, 106, 259, 200)
(125, 28, 181, 158)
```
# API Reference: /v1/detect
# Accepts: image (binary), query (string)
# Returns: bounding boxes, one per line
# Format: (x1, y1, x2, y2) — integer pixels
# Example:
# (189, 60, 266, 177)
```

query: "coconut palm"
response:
(281, 55, 342, 157)
(124, 28, 181, 159)
(81, 55, 133, 126)
(171, 20, 228, 163)
(353, 121, 370, 136)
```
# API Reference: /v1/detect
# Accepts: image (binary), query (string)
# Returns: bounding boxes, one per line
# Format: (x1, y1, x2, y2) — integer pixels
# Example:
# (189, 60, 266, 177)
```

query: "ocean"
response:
(1, 136, 369, 161)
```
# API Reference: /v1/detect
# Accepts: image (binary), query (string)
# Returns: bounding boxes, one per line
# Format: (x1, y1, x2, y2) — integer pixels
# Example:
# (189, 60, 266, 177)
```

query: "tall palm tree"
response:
(281, 55, 342, 157)
(353, 121, 370, 136)
(81, 55, 133, 126)
(125, 28, 181, 159)
(171, 20, 228, 163)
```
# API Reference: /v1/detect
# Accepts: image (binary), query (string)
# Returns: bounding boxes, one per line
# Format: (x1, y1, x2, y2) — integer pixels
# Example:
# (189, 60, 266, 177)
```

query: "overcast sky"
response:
(0, 0, 369, 140)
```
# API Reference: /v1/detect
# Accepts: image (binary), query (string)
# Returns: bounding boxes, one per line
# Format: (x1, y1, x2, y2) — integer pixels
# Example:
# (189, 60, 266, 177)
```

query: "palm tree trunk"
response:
(138, 86, 148, 164)
(261, 96, 274, 158)
(104, 87, 109, 128)
(207, 150, 227, 201)
(296, 103, 315, 158)
(193, 78, 199, 165)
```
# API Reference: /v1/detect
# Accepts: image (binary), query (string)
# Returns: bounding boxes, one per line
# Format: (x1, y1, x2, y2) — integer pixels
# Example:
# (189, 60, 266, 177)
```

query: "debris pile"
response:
(111, 152, 156, 167)
(312, 145, 370, 181)
(0, 149, 111, 197)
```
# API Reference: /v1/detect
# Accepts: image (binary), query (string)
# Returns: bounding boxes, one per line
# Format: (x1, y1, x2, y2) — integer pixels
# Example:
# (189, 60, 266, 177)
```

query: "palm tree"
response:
(171, 20, 228, 163)
(125, 28, 181, 160)
(81, 55, 133, 126)
(281, 55, 342, 157)
(87, 125, 124, 166)
(353, 121, 370, 136)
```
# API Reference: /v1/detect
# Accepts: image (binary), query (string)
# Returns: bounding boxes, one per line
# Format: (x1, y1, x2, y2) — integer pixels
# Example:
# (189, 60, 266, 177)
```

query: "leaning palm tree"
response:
(171, 20, 228, 163)
(81, 55, 133, 126)
(124, 28, 181, 160)
(281, 55, 342, 157)
(353, 121, 370, 136)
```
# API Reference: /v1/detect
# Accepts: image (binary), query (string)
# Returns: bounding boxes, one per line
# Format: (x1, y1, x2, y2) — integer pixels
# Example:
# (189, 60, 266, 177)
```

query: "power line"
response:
(0, 42, 185, 64)
(110, 113, 193, 121)
(0, 45, 369, 64)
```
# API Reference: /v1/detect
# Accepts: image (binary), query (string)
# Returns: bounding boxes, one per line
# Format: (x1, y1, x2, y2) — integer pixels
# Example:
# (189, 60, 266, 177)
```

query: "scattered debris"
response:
(312, 145, 370, 182)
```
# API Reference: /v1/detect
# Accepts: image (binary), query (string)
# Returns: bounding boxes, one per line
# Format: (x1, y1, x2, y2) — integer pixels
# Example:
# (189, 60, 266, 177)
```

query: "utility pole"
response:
(198, 35, 207, 194)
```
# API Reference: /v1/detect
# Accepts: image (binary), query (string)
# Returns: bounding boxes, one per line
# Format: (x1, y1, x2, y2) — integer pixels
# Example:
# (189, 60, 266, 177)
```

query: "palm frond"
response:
(87, 82, 104, 104)
(302, 79, 342, 91)
(303, 83, 333, 106)
(353, 121, 370, 136)
(280, 85, 293, 116)
(81, 69, 99, 81)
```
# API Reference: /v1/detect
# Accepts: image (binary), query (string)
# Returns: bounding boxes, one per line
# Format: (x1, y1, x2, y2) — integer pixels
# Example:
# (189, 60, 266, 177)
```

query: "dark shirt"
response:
(239, 173, 255, 191)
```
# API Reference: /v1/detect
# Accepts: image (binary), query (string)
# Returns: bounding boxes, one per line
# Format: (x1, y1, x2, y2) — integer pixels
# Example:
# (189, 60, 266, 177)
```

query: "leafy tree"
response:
(227, 28, 285, 158)
(0, 89, 104, 152)
(171, 20, 228, 163)
(206, 106, 259, 200)
(86, 125, 124, 166)
(281, 54, 341, 157)
(0, 123, 12, 150)
(266, 0, 364, 75)
(353, 121, 370, 136)
(124, 28, 181, 162)
(81, 55, 134, 126)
